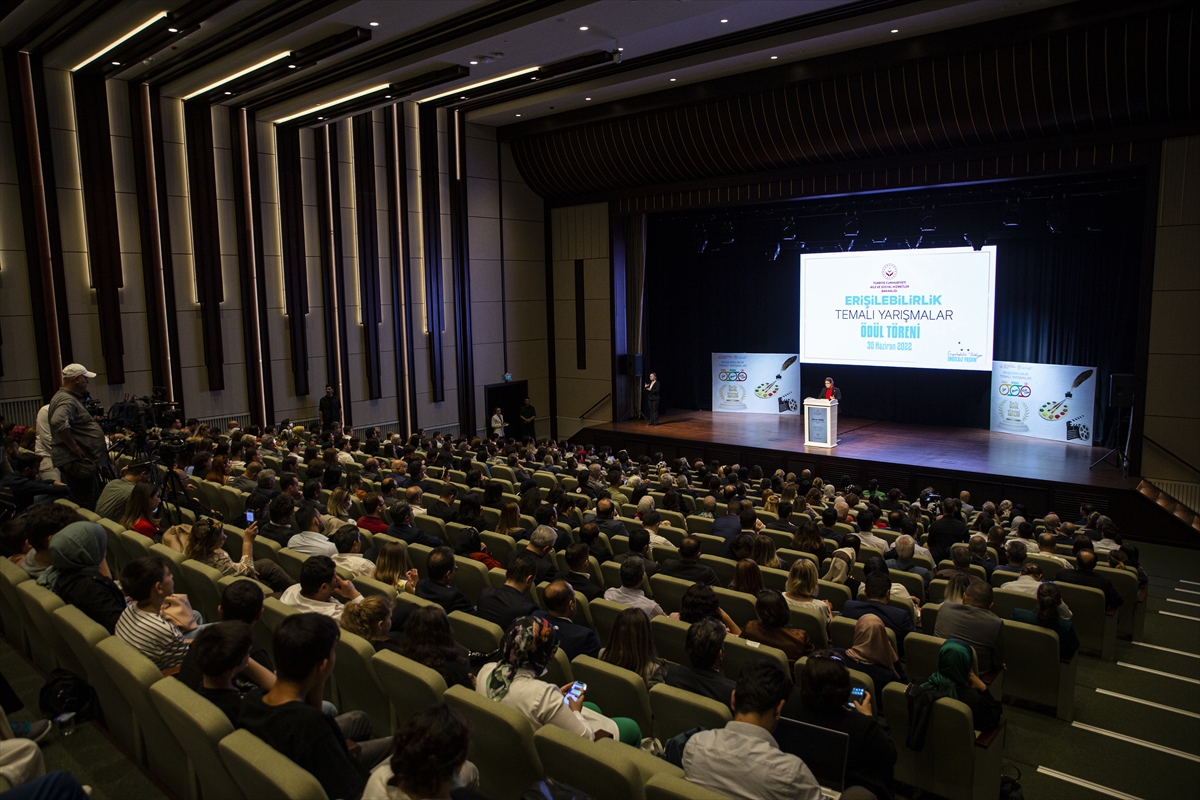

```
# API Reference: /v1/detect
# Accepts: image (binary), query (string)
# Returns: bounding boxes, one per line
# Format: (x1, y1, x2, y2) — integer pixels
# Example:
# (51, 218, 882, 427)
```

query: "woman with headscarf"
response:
(822, 544, 861, 599)
(38, 521, 127, 633)
(831, 615, 907, 698)
(475, 616, 641, 745)
(920, 639, 1002, 731)
(452, 527, 502, 571)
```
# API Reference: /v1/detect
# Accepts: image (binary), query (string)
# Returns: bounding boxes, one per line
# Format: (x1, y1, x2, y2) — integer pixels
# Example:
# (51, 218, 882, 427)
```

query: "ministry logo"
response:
(881, 264, 897, 279)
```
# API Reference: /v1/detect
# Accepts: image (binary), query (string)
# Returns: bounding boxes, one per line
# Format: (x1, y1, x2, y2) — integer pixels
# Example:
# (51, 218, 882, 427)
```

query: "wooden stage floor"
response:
(586, 412, 1139, 491)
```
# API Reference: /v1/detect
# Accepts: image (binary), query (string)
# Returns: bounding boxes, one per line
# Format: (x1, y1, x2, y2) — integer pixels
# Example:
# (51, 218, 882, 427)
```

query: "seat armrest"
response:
(974, 717, 1005, 747)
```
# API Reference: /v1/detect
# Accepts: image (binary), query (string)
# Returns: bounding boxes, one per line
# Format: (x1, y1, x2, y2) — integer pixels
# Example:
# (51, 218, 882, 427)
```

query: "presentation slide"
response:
(711, 353, 801, 415)
(799, 246, 996, 371)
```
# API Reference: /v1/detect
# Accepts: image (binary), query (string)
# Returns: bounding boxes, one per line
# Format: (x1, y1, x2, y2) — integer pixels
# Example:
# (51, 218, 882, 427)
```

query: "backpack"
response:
(663, 726, 708, 767)
(39, 669, 98, 723)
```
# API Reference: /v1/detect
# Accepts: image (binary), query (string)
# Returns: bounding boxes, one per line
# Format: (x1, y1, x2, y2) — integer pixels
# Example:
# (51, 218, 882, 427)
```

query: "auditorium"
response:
(0, 1, 1197, 798)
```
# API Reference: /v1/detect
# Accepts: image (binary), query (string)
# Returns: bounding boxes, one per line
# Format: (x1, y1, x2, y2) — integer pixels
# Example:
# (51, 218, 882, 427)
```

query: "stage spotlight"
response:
(843, 211, 859, 238)
(769, 242, 781, 261)
(1001, 197, 1021, 227)
(919, 212, 937, 232)
(964, 232, 985, 251)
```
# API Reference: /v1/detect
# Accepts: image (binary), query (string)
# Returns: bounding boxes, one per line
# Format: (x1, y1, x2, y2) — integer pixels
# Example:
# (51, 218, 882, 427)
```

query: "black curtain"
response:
(645, 185, 1143, 447)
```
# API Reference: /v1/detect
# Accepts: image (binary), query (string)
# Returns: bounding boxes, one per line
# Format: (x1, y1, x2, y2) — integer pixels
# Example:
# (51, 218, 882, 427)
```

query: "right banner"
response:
(990, 361, 1097, 445)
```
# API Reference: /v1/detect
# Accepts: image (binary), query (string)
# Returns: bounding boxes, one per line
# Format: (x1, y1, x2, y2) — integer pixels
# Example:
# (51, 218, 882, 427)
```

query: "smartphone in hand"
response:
(563, 681, 587, 706)
(845, 686, 866, 709)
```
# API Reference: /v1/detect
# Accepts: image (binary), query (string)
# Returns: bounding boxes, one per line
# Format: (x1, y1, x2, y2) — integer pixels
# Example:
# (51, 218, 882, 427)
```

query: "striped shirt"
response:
(114, 605, 190, 670)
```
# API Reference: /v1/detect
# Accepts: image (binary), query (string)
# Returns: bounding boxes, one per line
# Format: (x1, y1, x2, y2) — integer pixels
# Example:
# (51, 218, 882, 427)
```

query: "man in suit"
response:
(710, 501, 742, 554)
(1055, 549, 1124, 611)
(885, 535, 931, 587)
(643, 372, 660, 425)
(840, 573, 915, 654)
(766, 501, 799, 536)
(423, 483, 458, 524)
(664, 618, 736, 707)
(564, 543, 605, 601)
(968, 534, 996, 579)
(926, 499, 968, 562)
(535, 580, 601, 660)
(476, 552, 539, 632)
(659, 536, 720, 586)
(387, 500, 444, 548)
(414, 546, 475, 614)
(593, 497, 628, 539)
(511, 526, 560, 585)
(612, 529, 660, 578)
(579, 521, 612, 564)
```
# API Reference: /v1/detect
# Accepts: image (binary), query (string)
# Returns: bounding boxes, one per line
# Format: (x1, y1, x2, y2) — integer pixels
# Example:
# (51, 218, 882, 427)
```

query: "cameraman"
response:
(48, 364, 109, 510)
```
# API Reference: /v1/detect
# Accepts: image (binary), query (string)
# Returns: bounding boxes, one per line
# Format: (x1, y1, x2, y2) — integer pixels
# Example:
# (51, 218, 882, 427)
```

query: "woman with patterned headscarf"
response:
(475, 616, 641, 745)
(920, 639, 1002, 731)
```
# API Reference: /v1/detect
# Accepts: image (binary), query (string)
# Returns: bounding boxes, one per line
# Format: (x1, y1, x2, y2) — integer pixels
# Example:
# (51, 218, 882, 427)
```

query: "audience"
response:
(920, 639, 1003, 731)
(451, 526, 502, 571)
(740, 590, 812, 664)
(599, 607, 668, 687)
(1055, 549, 1124, 610)
(330, 524, 376, 579)
(17, 502, 76, 578)
(1012, 582, 1080, 661)
(603, 556, 666, 618)
(185, 517, 294, 591)
(38, 521, 126, 633)
(783, 559, 833, 626)
(476, 553, 539, 632)
(118, 482, 162, 539)
(340, 595, 403, 654)
(830, 615, 907, 698)
(279, 555, 364, 620)
(841, 573, 915, 654)
(933, 581, 1006, 673)
(114, 556, 193, 671)
(395, 605, 474, 689)
(288, 505, 337, 557)
(361, 704, 481, 799)
(658, 535, 719, 586)
(191, 621, 276, 724)
(664, 617, 737, 706)
(534, 580, 601, 659)
(678, 583, 741, 635)
(415, 547, 475, 614)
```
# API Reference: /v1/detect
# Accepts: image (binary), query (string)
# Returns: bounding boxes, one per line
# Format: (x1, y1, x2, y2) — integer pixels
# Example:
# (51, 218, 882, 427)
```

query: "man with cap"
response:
(49, 364, 109, 509)
(95, 461, 152, 521)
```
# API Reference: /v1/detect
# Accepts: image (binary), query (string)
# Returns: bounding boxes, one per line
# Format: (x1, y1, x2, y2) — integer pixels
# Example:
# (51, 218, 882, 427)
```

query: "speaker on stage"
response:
(620, 354, 643, 379)
(1109, 374, 1135, 407)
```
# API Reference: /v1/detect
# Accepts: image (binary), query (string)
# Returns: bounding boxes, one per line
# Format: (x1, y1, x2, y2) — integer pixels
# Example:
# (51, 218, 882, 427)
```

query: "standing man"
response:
(318, 384, 341, 432)
(644, 372, 660, 426)
(519, 397, 537, 439)
(49, 364, 109, 510)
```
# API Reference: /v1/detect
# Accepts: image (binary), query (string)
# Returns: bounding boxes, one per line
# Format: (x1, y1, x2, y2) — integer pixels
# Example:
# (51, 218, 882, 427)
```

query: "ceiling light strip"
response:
(72, 12, 167, 71)
(274, 84, 391, 123)
(184, 51, 292, 100)
(418, 66, 539, 103)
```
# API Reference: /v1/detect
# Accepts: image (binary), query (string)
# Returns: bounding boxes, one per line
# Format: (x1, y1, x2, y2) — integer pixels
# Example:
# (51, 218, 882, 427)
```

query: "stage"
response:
(577, 411, 1144, 524)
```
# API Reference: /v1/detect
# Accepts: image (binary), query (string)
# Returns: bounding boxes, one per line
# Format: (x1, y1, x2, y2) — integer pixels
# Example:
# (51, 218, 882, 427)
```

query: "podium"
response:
(804, 399, 838, 447)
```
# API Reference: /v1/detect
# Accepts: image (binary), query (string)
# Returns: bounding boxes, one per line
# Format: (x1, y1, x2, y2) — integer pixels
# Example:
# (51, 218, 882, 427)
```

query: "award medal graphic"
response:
(717, 384, 747, 409)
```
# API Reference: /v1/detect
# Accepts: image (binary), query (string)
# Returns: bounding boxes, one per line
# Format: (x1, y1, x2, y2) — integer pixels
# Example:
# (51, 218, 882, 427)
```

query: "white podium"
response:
(803, 398, 838, 447)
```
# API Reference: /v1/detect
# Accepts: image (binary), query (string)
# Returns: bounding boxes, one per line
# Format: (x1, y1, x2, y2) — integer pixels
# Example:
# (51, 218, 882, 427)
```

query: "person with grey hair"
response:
(995, 540, 1028, 573)
(699, 495, 717, 518)
(1042, 513, 1062, 535)
(257, 468, 277, 491)
(664, 617, 736, 706)
(968, 534, 996, 579)
(603, 556, 665, 618)
(516, 525, 560, 584)
(885, 535, 931, 586)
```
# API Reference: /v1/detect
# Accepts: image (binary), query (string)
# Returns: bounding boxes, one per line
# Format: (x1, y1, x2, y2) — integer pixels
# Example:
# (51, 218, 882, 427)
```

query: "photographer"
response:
(48, 364, 109, 510)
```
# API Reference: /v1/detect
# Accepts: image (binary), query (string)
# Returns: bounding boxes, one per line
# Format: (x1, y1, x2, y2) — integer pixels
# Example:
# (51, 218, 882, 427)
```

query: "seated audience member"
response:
(330, 524, 376, 579)
(934, 546, 974, 580)
(603, 556, 666, 618)
(280, 555, 364, 620)
(185, 517, 294, 592)
(452, 526, 502, 571)
(562, 542, 604, 601)
(665, 618, 738, 706)
(817, 507, 842, 542)
(178, 579, 273, 689)
(340, 595, 403, 655)
(238, 614, 392, 800)
(119, 482, 163, 539)
(920, 639, 1003, 731)
(38, 521, 126, 633)
(741, 590, 812, 664)
(579, 521, 612, 563)
(640, 509, 675, 550)
(862, 556, 922, 611)
(783, 559, 833, 626)
(16, 502, 76, 578)
(94, 462, 151, 520)
(373, 542, 419, 598)
(476, 553, 540, 632)
(853, 511, 890, 552)
(752, 534, 787, 571)
(415, 546, 476, 614)
(830, 615, 907, 699)
(361, 704, 481, 799)
(396, 606, 474, 690)
(1037, 533, 1072, 568)
(783, 654, 897, 800)
(678, 582, 741, 635)
(1054, 549, 1124, 610)
(823, 535, 861, 597)
(514, 526, 560, 583)
(494, 502, 528, 542)
(1001, 563, 1060, 604)
(287, 505, 337, 557)
(926, 500, 968, 562)
(477, 616, 639, 744)
(612, 528, 660, 578)
(996, 539, 1028, 574)
(191, 621, 276, 724)
(942, 573, 976, 606)
(841, 573, 915, 654)
(453, 497, 489, 531)
(1012, 583, 1080, 661)
(388, 501, 445, 548)
(260, 494, 299, 547)
(600, 607, 668, 687)
(968, 535, 996, 579)
(729, 558, 765, 595)
(933, 580, 1006, 673)
(535, 580, 601, 660)
(356, 493, 390, 535)
(767, 501, 800, 534)
(115, 556, 193, 671)
(659, 535, 720, 586)
(885, 534, 931, 586)
(592, 497, 629, 539)
(788, 519, 826, 560)
(423, 483, 458, 524)
(683, 658, 822, 800)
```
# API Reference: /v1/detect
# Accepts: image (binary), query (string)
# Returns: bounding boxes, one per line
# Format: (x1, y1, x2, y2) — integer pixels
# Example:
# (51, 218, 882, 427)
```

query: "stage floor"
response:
(587, 412, 1139, 491)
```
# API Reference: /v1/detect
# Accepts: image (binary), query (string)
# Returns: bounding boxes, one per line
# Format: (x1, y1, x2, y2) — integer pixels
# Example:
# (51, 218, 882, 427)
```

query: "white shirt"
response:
(286, 530, 337, 557)
(645, 529, 673, 549)
(683, 721, 822, 800)
(337, 451, 355, 465)
(856, 530, 890, 551)
(475, 664, 617, 740)
(278, 584, 362, 620)
(491, 414, 505, 435)
(603, 586, 666, 618)
(35, 406, 57, 477)
(332, 553, 376, 579)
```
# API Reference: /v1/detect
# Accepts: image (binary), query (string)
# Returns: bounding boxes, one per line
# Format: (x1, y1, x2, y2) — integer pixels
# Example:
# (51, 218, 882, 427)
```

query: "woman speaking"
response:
(822, 377, 842, 401)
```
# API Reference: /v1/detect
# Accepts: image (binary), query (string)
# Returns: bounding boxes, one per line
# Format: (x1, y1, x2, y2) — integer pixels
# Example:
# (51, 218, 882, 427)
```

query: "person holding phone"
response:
(784, 652, 897, 800)
(183, 517, 295, 592)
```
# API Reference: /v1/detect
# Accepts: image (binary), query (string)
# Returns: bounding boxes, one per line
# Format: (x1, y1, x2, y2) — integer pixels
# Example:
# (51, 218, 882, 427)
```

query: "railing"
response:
(0, 397, 43, 427)
(580, 393, 612, 420)
(1144, 436, 1200, 477)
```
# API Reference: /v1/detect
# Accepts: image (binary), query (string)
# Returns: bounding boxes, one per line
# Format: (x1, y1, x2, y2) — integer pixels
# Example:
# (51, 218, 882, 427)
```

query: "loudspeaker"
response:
(1109, 374, 1135, 408)
(620, 354, 643, 378)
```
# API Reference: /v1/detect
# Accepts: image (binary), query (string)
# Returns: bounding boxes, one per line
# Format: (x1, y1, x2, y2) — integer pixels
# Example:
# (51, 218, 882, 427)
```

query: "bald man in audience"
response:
(592, 498, 628, 539)
(934, 581, 1005, 673)
(405, 484, 426, 514)
(535, 580, 601, 659)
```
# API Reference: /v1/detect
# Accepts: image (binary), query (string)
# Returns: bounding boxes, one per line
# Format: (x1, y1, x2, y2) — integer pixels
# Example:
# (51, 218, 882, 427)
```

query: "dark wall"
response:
(644, 180, 1144, 443)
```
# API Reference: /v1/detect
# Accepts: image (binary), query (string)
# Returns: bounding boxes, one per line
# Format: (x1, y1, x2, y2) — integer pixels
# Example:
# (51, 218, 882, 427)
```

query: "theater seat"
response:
(829, 616, 897, 653)
(712, 587, 756, 628)
(649, 683, 731, 741)
(648, 574, 693, 616)
(721, 636, 788, 679)
(650, 615, 691, 666)
(150, 678, 243, 800)
(275, 547, 308, 582)
(449, 610, 503, 654)
(786, 604, 830, 649)
(453, 556, 490, 604)
(1054, 581, 1115, 660)
(407, 542, 434, 578)
(0, 558, 33, 658)
(218, 729, 329, 800)
(334, 629, 394, 736)
(534, 724, 685, 800)
(51, 606, 138, 757)
(181, 559, 224, 625)
(645, 773, 732, 800)
(444, 685, 544, 799)
(150, 543, 191, 598)
(15, 581, 77, 675)
(589, 597, 627, 646)
(571, 655, 654, 734)
(373, 650, 446, 728)
(1003, 618, 1077, 720)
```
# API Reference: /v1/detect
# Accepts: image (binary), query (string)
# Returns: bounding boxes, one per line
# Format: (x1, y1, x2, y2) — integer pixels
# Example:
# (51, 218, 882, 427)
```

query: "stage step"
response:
(1137, 480, 1200, 533)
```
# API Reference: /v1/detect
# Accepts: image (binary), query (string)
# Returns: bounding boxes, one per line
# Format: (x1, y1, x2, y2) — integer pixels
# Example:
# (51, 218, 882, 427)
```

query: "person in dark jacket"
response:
(476, 553, 539, 632)
(534, 580, 601, 660)
(1054, 549, 1124, 611)
(658, 536, 720, 586)
(926, 500, 968, 562)
(919, 639, 1003, 731)
(388, 501, 445, 548)
(840, 573, 915, 654)
(38, 521, 127, 633)
(414, 547, 475, 614)
(579, 521, 612, 564)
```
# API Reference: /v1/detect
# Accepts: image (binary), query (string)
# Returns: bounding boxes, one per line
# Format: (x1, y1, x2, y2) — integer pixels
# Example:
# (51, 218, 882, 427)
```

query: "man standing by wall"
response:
(644, 372, 660, 425)
(48, 364, 108, 510)
(319, 384, 341, 432)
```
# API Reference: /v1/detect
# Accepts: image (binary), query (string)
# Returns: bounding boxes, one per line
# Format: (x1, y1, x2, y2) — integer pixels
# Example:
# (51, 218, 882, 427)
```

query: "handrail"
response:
(1144, 436, 1200, 477)
(580, 393, 612, 420)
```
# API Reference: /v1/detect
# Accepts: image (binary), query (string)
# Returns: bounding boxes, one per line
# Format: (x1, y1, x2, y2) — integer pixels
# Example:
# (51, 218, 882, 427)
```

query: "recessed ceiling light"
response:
(317, 116, 323, 120)
(385, 95, 391, 99)
(469, 60, 478, 65)
(891, 29, 899, 33)
(369, 22, 379, 27)
(515, 113, 521, 117)
(288, 64, 296, 68)
(720, 19, 728, 23)
(579, 25, 588, 31)
(460, 96, 467, 99)
(111, 61, 121, 65)
(669, 78, 676, 81)
(224, 91, 231, 95)
(770, 56, 778, 60)
(585, 97, 591, 100)
(168, 27, 178, 33)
